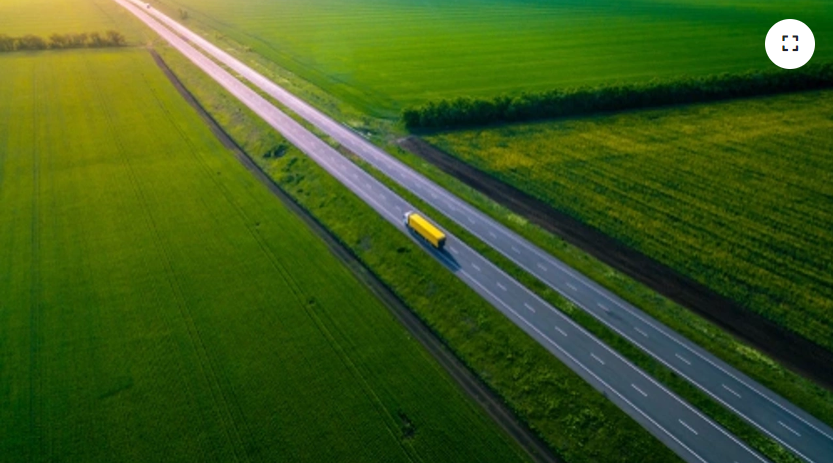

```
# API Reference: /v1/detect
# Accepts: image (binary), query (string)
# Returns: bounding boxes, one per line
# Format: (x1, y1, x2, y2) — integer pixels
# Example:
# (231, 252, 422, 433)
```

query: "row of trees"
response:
(0, 30, 126, 52)
(402, 62, 833, 130)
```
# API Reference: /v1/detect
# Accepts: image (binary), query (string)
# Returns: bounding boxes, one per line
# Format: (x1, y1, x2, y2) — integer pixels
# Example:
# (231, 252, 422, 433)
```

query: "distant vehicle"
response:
(404, 211, 446, 250)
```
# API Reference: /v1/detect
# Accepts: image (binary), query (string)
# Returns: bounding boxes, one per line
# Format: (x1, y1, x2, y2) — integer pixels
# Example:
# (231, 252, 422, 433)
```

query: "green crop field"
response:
(0, 0, 143, 38)
(155, 0, 833, 116)
(427, 90, 833, 353)
(0, 48, 528, 462)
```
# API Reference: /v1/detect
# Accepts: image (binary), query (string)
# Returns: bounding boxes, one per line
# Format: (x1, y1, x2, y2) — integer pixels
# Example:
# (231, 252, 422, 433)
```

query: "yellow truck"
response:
(404, 211, 446, 250)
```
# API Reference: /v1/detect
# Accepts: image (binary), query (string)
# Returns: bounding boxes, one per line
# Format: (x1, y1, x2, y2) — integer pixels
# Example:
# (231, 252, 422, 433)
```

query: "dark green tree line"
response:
(0, 30, 126, 52)
(403, 62, 833, 130)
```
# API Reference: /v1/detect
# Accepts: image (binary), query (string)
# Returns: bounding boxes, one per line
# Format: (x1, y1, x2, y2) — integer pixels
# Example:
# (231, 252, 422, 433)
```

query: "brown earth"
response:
(399, 135, 833, 391)
(150, 49, 562, 463)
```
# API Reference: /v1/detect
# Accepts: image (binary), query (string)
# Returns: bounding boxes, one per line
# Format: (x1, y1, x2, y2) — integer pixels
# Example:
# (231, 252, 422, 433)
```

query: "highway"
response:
(116, 1, 824, 462)
(123, 3, 833, 462)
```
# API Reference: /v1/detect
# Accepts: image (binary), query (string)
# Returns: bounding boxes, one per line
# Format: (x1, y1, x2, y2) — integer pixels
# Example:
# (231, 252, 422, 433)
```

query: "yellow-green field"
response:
(0, 48, 528, 462)
(0, 0, 142, 38)
(428, 90, 833, 353)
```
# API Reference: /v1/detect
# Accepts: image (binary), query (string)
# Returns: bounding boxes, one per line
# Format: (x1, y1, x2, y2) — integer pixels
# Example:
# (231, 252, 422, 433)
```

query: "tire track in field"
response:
(38, 56, 61, 461)
(82, 56, 248, 463)
(27, 56, 43, 463)
(147, 51, 389, 457)
(70, 58, 213, 462)
(135, 67, 283, 456)
(140, 67, 400, 459)
(302, 302, 423, 463)
(143, 54, 421, 461)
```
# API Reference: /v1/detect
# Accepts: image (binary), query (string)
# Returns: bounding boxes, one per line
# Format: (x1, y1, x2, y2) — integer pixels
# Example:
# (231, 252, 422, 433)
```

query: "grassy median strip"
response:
(154, 44, 685, 463)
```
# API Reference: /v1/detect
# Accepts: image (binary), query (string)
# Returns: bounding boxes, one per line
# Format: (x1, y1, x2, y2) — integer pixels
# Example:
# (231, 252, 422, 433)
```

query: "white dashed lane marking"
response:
(778, 421, 801, 437)
(722, 384, 742, 398)
(679, 420, 698, 435)
(631, 384, 648, 397)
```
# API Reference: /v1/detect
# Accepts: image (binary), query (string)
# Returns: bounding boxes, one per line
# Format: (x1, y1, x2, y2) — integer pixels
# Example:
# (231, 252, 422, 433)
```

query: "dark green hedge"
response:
(403, 62, 833, 130)
(0, 31, 126, 52)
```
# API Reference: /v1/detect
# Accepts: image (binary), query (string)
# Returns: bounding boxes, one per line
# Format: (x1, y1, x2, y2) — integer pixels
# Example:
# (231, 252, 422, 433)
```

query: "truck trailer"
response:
(404, 211, 446, 250)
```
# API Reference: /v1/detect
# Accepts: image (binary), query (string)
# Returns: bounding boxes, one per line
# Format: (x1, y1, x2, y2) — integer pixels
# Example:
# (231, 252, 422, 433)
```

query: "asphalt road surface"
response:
(119, 1, 830, 461)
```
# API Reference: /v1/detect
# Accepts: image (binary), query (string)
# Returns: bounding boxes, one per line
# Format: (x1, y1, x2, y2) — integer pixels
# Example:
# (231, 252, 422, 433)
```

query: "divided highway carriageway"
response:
(118, 1, 833, 462)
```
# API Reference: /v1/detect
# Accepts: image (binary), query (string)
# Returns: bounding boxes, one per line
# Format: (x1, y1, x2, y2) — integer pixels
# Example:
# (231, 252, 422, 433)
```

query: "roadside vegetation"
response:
(154, 44, 685, 463)
(403, 62, 833, 129)
(0, 48, 530, 463)
(147, 0, 833, 116)
(0, 31, 126, 51)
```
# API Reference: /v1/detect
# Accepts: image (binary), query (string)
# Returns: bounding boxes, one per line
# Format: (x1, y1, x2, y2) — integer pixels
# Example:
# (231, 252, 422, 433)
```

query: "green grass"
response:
(0, 48, 530, 463)
(427, 91, 833, 355)
(152, 0, 832, 117)
(153, 44, 684, 463)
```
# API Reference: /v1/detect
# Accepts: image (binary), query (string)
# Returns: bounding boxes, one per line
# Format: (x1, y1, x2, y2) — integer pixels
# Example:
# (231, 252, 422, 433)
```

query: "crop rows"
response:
(428, 90, 833, 353)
